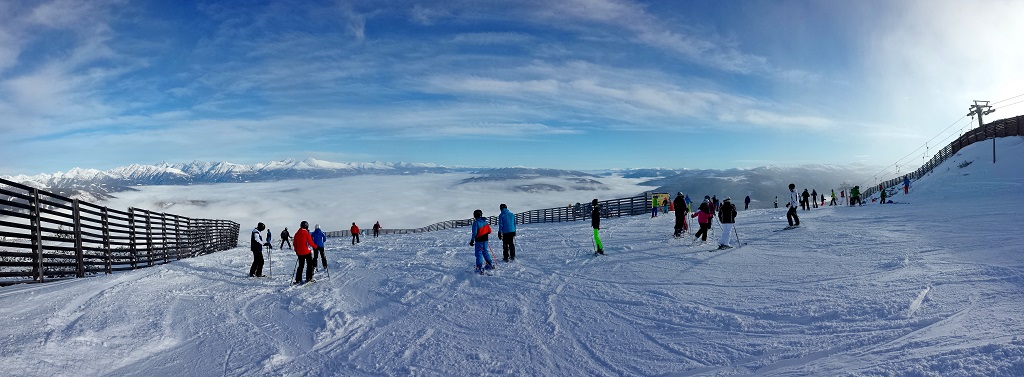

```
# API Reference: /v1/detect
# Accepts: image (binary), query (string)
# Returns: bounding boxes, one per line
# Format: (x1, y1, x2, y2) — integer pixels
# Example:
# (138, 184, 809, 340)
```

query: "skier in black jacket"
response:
(250, 223, 268, 277)
(279, 227, 292, 249)
(673, 192, 688, 237)
(717, 198, 738, 250)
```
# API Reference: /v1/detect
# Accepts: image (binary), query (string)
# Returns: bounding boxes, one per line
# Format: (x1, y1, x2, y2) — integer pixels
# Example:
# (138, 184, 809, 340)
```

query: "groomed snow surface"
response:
(2, 137, 1023, 376)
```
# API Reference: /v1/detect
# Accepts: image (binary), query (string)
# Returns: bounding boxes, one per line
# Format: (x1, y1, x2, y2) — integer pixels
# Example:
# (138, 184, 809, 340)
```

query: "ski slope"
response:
(1, 137, 1023, 376)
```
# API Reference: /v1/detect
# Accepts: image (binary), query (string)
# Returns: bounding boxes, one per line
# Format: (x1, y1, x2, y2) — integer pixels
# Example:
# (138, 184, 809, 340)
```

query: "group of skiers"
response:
(250, 220, 382, 284)
(468, 204, 520, 274)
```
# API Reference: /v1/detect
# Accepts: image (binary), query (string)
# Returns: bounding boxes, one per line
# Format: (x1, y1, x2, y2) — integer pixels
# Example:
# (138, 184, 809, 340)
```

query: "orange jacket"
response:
(350, 225, 360, 233)
(292, 228, 316, 256)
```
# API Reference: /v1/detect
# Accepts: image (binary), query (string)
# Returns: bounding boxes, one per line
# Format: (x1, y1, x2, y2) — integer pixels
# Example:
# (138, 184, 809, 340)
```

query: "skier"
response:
(469, 209, 495, 273)
(744, 195, 751, 210)
(840, 189, 846, 206)
(774, 196, 778, 208)
(812, 190, 818, 208)
(830, 189, 837, 206)
(662, 196, 669, 214)
(498, 204, 517, 262)
(904, 176, 911, 194)
(279, 227, 292, 249)
(801, 189, 810, 211)
(372, 221, 381, 238)
(684, 194, 692, 212)
(787, 183, 800, 227)
(880, 188, 887, 204)
(292, 221, 317, 284)
(717, 198, 738, 250)
(591, 199, 604, 255)
(265, 228, 273, 250)
(691, 200, 712, 244)
(312, 224, 327, 269)
(651, 195, 659, 218)
(350, 222, 360, 245)
(673, 192, 689, 237)
(249, 222, 268, 277)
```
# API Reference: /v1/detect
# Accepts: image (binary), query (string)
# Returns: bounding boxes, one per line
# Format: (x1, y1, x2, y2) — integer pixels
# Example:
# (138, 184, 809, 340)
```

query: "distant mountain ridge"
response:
(1, 158, 454, 201)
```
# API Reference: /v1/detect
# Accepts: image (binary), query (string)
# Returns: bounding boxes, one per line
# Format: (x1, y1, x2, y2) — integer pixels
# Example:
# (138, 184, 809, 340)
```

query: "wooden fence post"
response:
(73, 199, 84, 278)
(145, 209, 153, 267)
(128, 208, 138, 269)
(102, 207, 112, 275)
(30, 188, 45, 282)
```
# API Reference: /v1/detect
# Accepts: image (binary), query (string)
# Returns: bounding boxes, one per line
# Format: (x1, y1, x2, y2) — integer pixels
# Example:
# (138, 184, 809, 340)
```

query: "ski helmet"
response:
(300, 221, 309, 229)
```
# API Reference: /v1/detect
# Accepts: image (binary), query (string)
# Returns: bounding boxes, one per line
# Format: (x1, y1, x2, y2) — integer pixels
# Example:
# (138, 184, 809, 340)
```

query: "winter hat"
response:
(677, 192, 683, 196)
(724, 197, 731, 201)
(315, 224, 320, 230)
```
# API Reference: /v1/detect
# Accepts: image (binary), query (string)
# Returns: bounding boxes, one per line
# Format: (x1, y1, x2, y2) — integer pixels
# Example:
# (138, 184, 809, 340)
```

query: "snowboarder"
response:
(744, 195, 751, 210)
(279, 227, 292, 249)
(717, 198, 738, 249)
(350, 222, 360, 245)
(312, 224, 327, 269)
(673, 192, 689, 237)
(498, 204, 517, 262)
(292, 221, 317, 284)
(787, 183, 800, 227)
(372, 221, 381, 238)
(691, 200, 712, 243)
(591, 199, 604, 255)
(250, 222, 268, 277)
(469, 209, 495, 273)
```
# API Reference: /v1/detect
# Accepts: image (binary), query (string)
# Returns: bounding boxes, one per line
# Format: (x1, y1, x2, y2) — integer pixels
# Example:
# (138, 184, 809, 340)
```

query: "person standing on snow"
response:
(265, 228, 273, 250)
(250, 222, 269, 277)
(372, 221, 381, 238)
(744, 195, 751, 210)
(801, 189, 811, 211)
(292, 221, 317, 284)
(691, 200, 713, 244)
(591, 199, 604, 255)
(717, 198, 738, 250)
(651, 195, 660, 218)
(311, 224, 327, 269)
(774, 196, 778, 208)
(851, 185, 862, 207)
(662, 197, 670, 214)
(673, 192, 689, 238)
(469, 209, 495, 273)
(279, 227, 292, 249)
(904, 176, 911, 195)
(787, 183, 801, 227)
(684, 194, 692, 212)
(812, 189, 818, 208)
(880, 188, 888, 204)
(830, 189, 837, 206)
(350, 222, 361, 245)
(498, 204, 517, 262)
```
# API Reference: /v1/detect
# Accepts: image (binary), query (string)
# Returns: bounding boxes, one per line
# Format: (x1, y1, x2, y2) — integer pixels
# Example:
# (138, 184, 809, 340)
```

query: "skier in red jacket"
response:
(292, 221, 317, 284)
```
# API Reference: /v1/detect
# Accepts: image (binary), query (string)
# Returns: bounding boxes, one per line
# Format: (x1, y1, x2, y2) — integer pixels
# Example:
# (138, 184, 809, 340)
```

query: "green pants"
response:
(593, 228, 603, 251)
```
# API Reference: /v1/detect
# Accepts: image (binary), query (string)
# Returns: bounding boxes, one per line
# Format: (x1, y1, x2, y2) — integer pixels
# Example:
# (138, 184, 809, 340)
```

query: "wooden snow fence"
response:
(0, 177, 240, 286)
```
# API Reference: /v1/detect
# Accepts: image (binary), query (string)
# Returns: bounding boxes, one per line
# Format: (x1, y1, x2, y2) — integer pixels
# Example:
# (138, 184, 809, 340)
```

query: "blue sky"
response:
(1, 0, 1023, 175)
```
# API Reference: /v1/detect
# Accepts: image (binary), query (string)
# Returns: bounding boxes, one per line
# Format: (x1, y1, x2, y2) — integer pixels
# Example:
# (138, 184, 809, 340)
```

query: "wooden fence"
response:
(326, 193, 650, 237)
(0, 177, 240, 286)
(863, 115, 1023, 198)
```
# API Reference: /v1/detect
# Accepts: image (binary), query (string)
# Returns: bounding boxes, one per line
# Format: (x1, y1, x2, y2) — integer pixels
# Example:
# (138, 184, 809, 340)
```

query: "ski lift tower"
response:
(967, 100, 996, 163)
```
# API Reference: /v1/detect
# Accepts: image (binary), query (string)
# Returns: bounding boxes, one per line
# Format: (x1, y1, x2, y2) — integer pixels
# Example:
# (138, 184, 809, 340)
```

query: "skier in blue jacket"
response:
(311, 224, 328, 269)
(469, 209, 495, 274)
(498, 204, 517, 262)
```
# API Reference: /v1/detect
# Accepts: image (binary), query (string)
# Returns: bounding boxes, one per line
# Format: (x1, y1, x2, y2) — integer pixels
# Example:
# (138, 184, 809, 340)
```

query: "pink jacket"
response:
(691, 210, 712, 224)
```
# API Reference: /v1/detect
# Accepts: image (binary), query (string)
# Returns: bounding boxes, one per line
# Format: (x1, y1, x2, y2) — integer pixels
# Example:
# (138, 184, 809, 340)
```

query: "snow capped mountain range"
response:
(1, 158, 453, 201)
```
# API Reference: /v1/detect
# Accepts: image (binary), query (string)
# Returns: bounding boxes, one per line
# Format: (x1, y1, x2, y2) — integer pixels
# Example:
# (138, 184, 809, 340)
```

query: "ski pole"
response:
(267, 245, 272, 277)
(733, 223, 741, 244)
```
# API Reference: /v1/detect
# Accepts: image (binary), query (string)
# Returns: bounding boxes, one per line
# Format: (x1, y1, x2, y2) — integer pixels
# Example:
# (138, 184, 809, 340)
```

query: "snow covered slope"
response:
(0, 137, 1022, 376)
